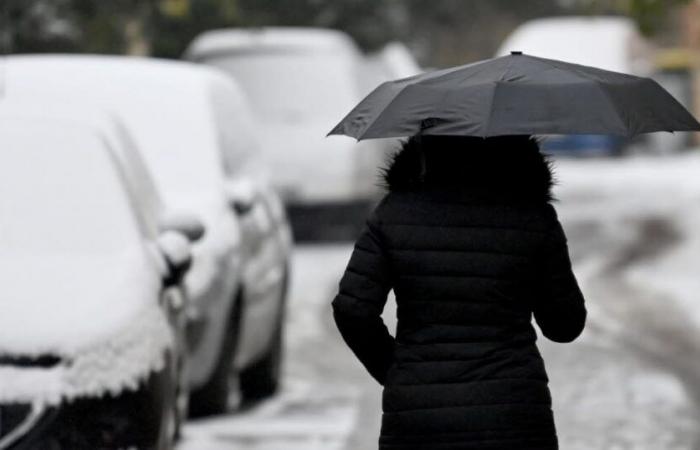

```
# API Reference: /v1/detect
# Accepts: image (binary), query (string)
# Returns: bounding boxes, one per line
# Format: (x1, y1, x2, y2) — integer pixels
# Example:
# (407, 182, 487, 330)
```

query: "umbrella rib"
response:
(596, 83, 635, 136)
(417, 55, 499, 84)
(364, 56, 512, 138)
(357, 85, 412, 139)
(531, 57, 631, 135)
(482, 57, 514, 137)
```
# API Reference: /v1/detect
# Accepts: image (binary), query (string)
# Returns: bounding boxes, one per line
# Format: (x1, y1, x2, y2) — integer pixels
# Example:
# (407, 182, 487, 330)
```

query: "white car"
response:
(495, 16, 654, 156)
(186, 27, 393, 239)
(0, 102, 194, 449)
(4, 55, 291, 415)
(495, 16, 653, 74)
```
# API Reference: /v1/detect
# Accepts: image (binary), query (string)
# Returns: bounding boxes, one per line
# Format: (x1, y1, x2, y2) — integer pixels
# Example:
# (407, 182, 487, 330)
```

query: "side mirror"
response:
(160, 212, 206, 242)
(157, 231, 193, 286)
(224, 178, 256, 215)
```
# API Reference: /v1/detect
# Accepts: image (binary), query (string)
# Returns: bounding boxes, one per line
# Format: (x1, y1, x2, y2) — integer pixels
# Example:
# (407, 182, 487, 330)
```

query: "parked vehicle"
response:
(496, 16, 654, 156)
(186, 27, 392, 239)
(210, 74, 293, 399)
(4, 55, 291, 415)
(0, 101, 195, 449)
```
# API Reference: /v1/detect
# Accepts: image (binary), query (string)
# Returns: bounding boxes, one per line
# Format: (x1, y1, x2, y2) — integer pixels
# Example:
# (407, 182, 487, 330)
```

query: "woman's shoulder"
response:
(373, 190, 559, 233)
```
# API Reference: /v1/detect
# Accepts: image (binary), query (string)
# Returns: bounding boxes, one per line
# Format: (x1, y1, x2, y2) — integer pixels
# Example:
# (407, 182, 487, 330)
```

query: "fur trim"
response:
(381, 135, 555, 203)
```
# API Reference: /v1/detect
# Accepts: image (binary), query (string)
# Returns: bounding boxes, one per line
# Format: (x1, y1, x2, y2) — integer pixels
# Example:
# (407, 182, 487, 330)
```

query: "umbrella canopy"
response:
(329, 52, 700, 140)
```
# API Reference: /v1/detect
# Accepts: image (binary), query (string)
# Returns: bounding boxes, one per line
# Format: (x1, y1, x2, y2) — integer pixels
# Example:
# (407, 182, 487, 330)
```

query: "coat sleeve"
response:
(332, 210, 395, 385)
(532, 206, 587, 343)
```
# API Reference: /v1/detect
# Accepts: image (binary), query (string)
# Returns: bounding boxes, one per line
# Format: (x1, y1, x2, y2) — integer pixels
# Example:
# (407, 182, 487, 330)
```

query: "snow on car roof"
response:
(5, 55, 232, 213)
(186, 27, 359, 60)
(496, 16, 651, 74)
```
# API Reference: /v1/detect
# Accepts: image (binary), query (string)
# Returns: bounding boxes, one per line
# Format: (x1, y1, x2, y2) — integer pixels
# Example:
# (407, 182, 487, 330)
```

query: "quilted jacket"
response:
(333, 135, 586, 450)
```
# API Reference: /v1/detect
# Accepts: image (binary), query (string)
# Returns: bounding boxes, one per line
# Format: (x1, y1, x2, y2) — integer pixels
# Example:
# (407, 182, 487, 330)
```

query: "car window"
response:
(208, 77, 260, 176)
(117, 89, 225, 211)
(105, 120, 164, 237)
(0, 120, 143, 255)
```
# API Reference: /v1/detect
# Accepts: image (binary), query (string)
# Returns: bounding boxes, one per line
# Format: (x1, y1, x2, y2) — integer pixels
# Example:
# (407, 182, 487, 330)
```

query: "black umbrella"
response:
(329, 52, 700, 140)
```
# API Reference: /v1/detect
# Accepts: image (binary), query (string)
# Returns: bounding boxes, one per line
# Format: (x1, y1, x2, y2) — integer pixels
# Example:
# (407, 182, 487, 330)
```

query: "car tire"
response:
(188, 295, 242, 418)
(240, 320, 283, 400)
(240, 272, 288, 400)
(156, 350, 181, 450)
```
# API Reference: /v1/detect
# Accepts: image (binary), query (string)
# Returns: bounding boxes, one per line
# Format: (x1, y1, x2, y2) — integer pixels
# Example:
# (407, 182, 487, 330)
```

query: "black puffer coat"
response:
(333, 136, 586, 450)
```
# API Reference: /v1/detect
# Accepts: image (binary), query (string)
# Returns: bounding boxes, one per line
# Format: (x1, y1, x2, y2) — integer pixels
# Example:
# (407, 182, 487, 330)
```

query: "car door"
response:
(209, 77, 289, 364)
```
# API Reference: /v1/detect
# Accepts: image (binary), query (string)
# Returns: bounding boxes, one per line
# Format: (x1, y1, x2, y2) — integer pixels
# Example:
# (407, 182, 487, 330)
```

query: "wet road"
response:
(180, 156, 700, 450)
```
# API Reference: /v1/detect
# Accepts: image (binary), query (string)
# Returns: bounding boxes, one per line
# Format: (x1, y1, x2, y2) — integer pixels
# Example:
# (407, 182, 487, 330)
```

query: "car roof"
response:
(185, 27, 359, 60)
(4, 55, 240, 211)
(496, 16, 651, 74)
(4, 54, 228, 93)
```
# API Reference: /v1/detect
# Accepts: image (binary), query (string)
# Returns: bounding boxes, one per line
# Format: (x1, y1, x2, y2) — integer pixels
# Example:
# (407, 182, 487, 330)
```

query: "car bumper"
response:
(1, 367, 172, 450)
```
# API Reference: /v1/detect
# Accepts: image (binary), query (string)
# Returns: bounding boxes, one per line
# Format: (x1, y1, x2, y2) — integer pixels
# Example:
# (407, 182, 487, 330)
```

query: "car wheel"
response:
(173, 349, 188, 441)
(188, 296, 242, 417)
(156, 400, 178, 450)
(240, 266, 288, 401)
(156, 351, 180, 450)
(240, 319, 283, 400)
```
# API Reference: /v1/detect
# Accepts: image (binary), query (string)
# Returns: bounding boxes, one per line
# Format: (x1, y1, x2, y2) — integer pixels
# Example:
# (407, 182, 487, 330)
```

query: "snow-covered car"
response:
(0, 102, 195, 449)
(495, 16, 654, 156)
(210, 74, 293, 399)
(4, 55, 291, 415)
(185, 27, 393, 239)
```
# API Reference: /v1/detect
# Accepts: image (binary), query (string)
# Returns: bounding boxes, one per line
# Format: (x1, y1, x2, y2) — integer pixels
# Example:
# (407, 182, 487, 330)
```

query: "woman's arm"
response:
(532, 207, 587, 343)
(332, 211, 395, 385)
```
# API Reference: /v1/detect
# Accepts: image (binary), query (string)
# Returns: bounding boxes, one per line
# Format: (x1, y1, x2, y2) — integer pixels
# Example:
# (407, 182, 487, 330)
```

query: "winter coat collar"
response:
(381, 135, 555, 204)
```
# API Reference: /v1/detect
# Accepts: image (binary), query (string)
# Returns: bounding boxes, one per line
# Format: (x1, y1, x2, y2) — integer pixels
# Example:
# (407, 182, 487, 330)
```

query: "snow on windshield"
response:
(0, 120, 141, 255)
(205, 49, 361, 123)
(110, 87, 225, 211)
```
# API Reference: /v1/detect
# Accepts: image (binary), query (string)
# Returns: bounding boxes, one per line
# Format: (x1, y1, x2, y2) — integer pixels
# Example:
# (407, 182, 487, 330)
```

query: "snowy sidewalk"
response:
(549, 154, 700, 449)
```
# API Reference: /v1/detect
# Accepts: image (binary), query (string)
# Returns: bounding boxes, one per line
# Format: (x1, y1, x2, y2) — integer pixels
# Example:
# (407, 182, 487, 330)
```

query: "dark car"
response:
(0, 103, 199, 449)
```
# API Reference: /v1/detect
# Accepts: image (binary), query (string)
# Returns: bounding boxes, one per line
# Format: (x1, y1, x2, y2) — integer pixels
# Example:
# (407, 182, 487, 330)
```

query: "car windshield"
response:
(117, 88, 225, 210)
(205, 49, 360, 123)
(0, 120, 142, 255)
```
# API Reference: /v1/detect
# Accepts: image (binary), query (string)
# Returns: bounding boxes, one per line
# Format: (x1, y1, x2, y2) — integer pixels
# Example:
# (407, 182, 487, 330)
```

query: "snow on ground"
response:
(555, 153, 700, 328)
(181, 379, 358, 450)
(180, 245, 362, 450)
(549, 153, 700, 449)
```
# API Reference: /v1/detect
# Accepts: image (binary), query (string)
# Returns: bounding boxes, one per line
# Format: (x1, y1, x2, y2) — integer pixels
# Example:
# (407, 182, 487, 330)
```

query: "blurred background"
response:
(3, 1, 700, 449)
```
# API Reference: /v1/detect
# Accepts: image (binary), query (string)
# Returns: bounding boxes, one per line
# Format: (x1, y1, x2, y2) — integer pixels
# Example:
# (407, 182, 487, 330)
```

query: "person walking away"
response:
(332, 134, 586, 450)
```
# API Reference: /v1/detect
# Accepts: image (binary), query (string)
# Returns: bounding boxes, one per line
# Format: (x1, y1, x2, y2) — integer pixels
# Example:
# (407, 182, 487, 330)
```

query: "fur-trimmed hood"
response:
(381, 135, 555, 203)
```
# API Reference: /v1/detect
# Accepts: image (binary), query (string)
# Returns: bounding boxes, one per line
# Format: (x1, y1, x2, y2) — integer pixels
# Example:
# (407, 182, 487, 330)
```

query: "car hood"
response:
(257, 119, 381, 200)
(0, 247, 175, 405)
(0, 247, 162, 356)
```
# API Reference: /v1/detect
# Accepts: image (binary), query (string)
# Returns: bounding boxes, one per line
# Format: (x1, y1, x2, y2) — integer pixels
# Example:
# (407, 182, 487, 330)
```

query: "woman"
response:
(332, 135, 586, 450)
